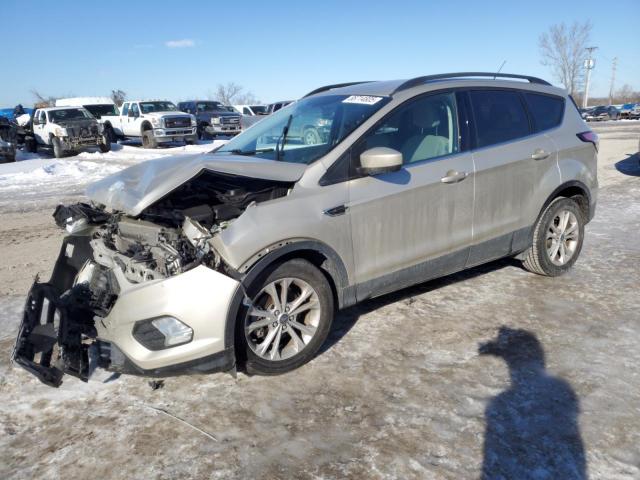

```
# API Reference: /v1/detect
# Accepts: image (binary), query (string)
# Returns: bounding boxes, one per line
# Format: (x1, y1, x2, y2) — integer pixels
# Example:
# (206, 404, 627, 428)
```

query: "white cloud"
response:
(165, 39, 195, 48)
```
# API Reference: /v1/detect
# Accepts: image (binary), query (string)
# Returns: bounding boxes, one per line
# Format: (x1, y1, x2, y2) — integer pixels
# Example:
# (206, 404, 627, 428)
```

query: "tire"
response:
(522, 197, 585, 276)
(25, 136, 37, 153)
(197, 124, 209, 140)
(98, 137, 111, 153)
(303, 128, 321, 145)
(238, 259, 334, 375)
(103, 125, 115, 145)
(142, 130, 157, 149)
(51, 136, 64, 158)
(185, 135, 197, 145)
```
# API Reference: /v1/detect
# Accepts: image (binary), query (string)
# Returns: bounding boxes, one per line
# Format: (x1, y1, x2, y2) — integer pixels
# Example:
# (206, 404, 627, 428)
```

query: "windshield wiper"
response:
(275, 114, 293, 161)
(226, 148, 274, 156)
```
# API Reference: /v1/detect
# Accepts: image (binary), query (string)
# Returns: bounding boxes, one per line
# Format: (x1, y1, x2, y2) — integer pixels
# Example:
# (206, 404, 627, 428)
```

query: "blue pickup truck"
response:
(177, 100, 242, 139)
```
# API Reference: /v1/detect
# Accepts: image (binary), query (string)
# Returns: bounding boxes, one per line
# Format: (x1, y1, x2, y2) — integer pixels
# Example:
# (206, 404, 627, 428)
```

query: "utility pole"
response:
(582, 47, 597, 108)
(608, 57, 617, 105)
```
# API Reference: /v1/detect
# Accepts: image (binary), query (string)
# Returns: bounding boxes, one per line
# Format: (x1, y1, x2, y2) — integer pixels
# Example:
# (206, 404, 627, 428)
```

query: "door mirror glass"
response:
(359, 147, 403, 176)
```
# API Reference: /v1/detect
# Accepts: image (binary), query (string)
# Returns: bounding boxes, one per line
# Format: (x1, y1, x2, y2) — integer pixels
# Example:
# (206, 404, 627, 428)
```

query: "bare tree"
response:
(30, 89, 58, 108)
(212, 82, 258, 105)
(615, 84, 637, 104)
(539, 21, 592, 95)
(110, 89, 127, 107)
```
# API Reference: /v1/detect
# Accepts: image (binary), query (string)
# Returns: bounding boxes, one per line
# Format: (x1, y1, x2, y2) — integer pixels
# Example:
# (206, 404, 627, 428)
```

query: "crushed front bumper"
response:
(12, 234, 241, 387)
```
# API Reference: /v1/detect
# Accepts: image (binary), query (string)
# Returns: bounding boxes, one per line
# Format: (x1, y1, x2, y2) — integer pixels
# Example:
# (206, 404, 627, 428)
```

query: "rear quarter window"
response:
(524, 93, 565, 132)
(469, 90, 530, 148)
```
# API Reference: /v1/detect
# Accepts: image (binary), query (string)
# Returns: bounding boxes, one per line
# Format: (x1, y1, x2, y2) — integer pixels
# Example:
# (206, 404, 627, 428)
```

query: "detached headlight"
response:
(211, 116, 221, 125)
(133, 316, 193, 350)
(191, 114, 197, 126)
(55, 127, 68, 137)
(151, 117, 161, 127)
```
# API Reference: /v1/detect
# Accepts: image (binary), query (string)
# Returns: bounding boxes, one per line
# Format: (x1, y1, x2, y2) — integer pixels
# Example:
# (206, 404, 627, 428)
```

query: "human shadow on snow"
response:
(478, 327, 587, 480)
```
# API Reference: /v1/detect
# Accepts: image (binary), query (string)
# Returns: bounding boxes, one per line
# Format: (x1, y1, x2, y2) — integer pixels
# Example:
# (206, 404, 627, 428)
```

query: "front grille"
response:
(165, 116, 191, 128)
(221, 116, 240, 125)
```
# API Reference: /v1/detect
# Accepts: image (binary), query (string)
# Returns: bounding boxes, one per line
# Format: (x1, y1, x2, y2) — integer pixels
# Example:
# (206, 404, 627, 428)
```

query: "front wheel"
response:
(239, 259, 334, 375)
(522, 197, 585, 276)
(142, 130, 157, 149)
(51, 136, 64, 158)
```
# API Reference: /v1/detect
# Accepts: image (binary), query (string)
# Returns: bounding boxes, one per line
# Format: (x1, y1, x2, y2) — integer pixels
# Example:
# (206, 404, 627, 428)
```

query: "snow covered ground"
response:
(0, 126, 638, 479)
(0, 140, 226, 213)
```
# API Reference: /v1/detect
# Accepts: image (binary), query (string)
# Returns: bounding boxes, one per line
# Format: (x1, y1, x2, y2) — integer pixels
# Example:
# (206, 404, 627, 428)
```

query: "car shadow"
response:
(614, 153, 640, 177)
(320, 256, 516, 355)
(478, 327, 587, 479)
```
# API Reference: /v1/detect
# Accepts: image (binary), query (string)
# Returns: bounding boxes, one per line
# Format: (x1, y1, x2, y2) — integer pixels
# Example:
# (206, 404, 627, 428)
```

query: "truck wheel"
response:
(142, 130, 157, 149)
(197, 124, 208, 140)
(522, 197, 585, 276)
(98, 137, 111, 153)
(103, 125, 115, 145)
(52, 136, 64, 158)
(25, 136, 37, 153)
(238, 259, 334, 375)
(185, 135, 197, 145)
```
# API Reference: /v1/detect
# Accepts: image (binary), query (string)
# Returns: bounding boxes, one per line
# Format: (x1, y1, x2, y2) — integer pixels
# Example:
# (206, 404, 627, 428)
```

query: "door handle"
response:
(531, 149, 551, 160)
(440, 170, 468, 184)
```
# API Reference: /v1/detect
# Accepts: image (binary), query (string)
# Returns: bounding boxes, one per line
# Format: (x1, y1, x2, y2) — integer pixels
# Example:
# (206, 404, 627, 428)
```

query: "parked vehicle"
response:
(177, 100, 242, 139)
(233, 104, 268, 116)
(618, 103, 637, 119)
(629, 104, 640, 120)
(585, 105, 619, 121)
(23, 107, 110, 158)
(0, 116, 17, 162)
(13, 72, 598, 387)
(100, 100, 197, 148)
(266, 101, 294, 114)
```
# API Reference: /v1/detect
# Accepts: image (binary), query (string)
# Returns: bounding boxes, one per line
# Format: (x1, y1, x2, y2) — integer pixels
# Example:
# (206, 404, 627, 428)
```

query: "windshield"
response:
(216, 94, 390, 164)
(251, 105, 267, 114)
(49, 108, 92, 122)
(140, 101, 177, 113)
(196, 102, 225, 112)
(83, 104, 118, 118)
(592, 107, 607, 114)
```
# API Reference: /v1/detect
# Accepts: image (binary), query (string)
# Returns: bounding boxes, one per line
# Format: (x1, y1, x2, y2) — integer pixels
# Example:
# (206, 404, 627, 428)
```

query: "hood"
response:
(144, 111, 190, 118)
(86, 153, 307, 216)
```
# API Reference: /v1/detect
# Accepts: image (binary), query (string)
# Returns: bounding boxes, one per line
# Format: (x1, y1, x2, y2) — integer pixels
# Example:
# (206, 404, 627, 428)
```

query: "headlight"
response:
(151, 117, 161, 127)
(191, 115, 197, 126)
(211, 116, 221, 125)
(54, 127, 68, 137)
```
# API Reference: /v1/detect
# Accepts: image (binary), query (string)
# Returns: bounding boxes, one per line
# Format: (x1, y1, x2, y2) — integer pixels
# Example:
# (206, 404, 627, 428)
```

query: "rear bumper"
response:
(12, 235, 240, 387)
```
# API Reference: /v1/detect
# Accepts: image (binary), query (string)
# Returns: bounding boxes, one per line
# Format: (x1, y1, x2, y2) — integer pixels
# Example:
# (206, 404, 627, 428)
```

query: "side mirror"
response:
(32, 116, 40, 125)
(128, 109, 136, 117)
(359, 147, 403, 176)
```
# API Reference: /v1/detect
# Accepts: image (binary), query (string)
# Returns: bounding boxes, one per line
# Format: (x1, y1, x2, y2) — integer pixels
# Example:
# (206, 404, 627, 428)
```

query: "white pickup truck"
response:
(24, 107, 110, 158)
(101, 100, 197, 148)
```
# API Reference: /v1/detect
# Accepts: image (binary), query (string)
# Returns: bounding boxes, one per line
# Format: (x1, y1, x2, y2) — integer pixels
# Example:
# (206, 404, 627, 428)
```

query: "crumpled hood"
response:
(86, 153, 307, 216)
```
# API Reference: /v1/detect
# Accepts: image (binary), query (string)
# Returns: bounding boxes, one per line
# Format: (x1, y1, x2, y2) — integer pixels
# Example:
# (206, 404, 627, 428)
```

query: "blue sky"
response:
(2, 0, 638, 105)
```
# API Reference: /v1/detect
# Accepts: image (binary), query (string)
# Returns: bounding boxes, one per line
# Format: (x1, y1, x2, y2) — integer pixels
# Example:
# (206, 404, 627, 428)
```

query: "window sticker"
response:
(342, 95, 384, 105)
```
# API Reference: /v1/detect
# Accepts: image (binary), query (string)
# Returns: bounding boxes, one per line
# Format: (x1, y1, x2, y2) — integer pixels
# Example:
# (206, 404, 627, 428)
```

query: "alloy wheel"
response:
(546, 210, 580, 266)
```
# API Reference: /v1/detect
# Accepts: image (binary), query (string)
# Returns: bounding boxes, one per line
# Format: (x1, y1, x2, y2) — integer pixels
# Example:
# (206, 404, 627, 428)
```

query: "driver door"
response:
(33, 111, 47, 144)
(346, 91, 474, 298)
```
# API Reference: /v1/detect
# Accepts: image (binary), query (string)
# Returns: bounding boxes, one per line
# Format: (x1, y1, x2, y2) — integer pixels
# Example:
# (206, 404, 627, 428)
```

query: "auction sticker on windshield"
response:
(342, 95, 384, 105)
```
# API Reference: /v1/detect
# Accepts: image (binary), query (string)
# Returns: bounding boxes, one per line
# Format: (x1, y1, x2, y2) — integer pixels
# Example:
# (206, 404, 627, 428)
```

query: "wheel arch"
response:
(540, 180, 592, 223)
(223, 240, 353, 350)
(140, 121, 153, 133)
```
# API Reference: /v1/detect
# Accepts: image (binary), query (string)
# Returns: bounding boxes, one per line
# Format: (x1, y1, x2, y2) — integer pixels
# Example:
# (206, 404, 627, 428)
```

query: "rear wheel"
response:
(24, 136, 37, 153)
(51, 136, 64, 158)
(142, 130, 157, 149)
(522, 197, 585, 276)
(238, 259, 334, 375)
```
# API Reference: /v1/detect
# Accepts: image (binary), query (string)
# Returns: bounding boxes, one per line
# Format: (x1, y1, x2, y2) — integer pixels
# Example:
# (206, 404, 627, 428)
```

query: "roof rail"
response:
(303, 81, 373, 98)
(392, 72, 551, 94)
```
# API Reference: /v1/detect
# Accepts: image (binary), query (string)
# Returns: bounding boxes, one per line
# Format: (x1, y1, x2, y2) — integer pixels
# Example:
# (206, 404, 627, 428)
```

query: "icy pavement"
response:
(0, 124, 639, 479)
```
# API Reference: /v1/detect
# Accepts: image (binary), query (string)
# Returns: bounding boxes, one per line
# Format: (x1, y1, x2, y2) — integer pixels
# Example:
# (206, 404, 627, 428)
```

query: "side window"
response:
(131, 103, 140, 116)
(469, 90, 530, 148)
(523, 92, 564, 132)
(121, 103, 129, 116)
(243, 107, 252, 115)
(355, 92, 459, 165)
(41, 111, 47, 124)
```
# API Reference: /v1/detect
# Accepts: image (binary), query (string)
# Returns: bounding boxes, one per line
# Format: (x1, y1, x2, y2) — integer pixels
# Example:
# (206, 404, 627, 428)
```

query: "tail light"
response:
(577, 131, 598, 151)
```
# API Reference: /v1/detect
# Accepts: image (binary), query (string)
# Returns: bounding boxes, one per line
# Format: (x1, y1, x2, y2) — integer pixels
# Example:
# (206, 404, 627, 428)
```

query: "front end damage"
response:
(13, 169, 295, 387)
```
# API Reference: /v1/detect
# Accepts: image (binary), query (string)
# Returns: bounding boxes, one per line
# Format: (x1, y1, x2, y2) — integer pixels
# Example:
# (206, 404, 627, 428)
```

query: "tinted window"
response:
(121, 103, 129, 116)
(131, 103, 140, 116)
(470, 90, 530, 148)
(524, 93, 564, 132)
(355, 92, 459, 165)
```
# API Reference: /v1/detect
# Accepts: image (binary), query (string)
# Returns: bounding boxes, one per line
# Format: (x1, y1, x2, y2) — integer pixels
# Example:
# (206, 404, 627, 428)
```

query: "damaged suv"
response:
(14, 73, 598, 387)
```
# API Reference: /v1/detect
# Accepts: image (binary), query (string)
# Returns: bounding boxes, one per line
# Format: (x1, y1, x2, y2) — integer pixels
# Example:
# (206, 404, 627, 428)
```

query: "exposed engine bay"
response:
(58, 171, 292, 284)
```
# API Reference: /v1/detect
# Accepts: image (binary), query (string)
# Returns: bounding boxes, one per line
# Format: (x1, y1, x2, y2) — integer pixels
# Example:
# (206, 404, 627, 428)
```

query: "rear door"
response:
(346, 91, 474, 297)
(466, 89, 558, 265)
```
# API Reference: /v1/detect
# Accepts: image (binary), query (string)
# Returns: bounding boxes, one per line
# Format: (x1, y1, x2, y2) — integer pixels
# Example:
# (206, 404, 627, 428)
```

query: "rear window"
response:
(469, 90, 530, 148)
(524, 93, 564, 132)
